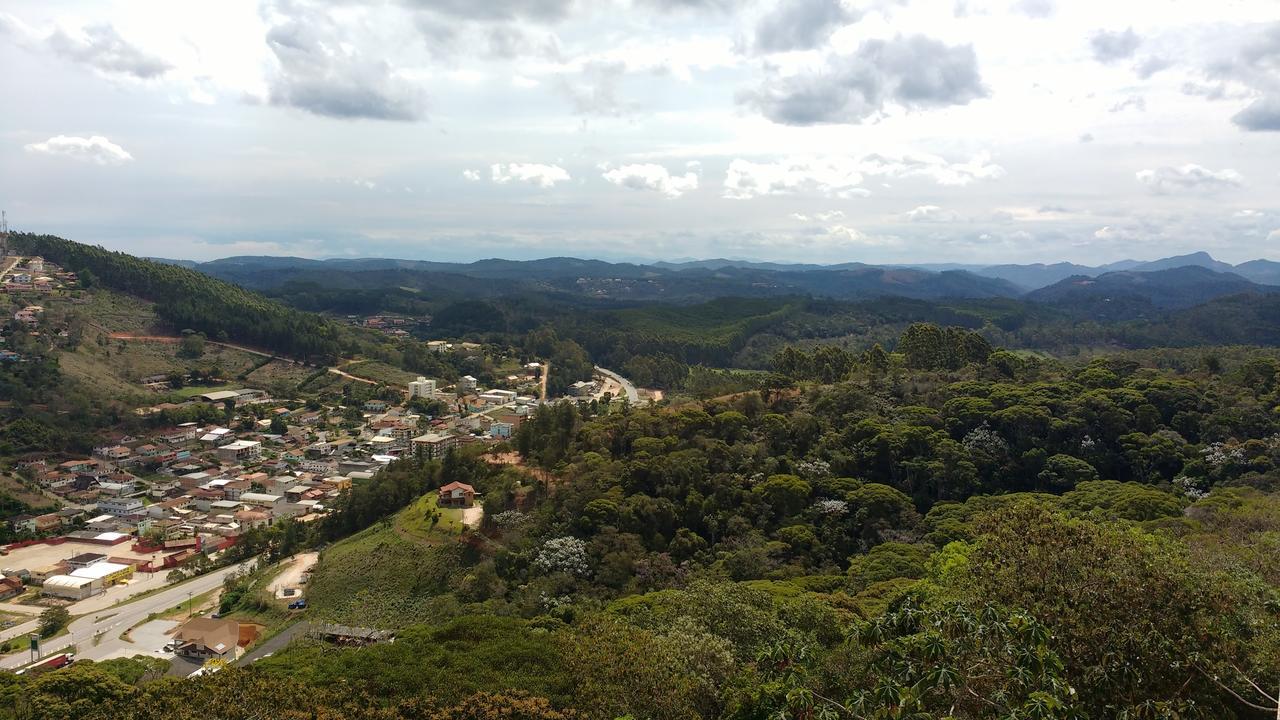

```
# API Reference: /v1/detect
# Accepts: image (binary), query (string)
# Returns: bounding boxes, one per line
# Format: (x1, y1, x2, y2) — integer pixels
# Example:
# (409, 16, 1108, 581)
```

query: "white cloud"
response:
(724, 157, 868, 199)
(490, 162, 571, 188)
(1136, 164, 1244, 195)
(723, 153, 1003, 199)
(24, 135, 133, 165)
(601, 163, 698, 198)
(904, 205, 960, 222)
(462, 169, 482, 181)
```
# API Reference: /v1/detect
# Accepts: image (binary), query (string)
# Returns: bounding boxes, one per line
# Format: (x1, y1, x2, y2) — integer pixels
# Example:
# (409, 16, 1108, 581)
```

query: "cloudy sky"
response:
(1, 0, 1278, 265)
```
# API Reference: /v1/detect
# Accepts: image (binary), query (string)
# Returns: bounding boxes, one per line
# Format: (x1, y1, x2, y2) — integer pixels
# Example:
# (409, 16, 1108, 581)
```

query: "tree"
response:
(178, 332, 206, 359)
(39, 606, 70, 637)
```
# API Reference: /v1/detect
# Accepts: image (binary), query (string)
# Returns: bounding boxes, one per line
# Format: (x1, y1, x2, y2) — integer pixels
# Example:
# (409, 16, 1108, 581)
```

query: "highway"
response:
(0, 559, 254, 670)
(595, 366, 640, 403)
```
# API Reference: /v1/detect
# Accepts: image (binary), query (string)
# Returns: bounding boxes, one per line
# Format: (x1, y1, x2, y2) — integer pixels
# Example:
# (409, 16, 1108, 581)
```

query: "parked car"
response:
(287, 599, 307, 610)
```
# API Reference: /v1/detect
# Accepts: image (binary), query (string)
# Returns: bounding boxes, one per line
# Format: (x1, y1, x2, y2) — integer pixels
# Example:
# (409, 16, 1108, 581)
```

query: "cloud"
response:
(601, 163, 699, 198)
(1195, 22, 1280, 132)
(791, 210, 846, 222)
(860, 152, 1006, 186)
(490, 162, 571, 188)
(0, 17, 170, 80)
(555, 61, 631, 116)
(1079, 132, 1094, 143)
(1090, 27, 1141, 63)
(741, 34, 986, 125)
(724, 157, 868, 199)
(1233, 95, 1280, 131)
(753, 0, 859, 54)
(904, 205, 959, 222)
(1109, 94, 1145, 113)
(1134, 56, 1172, 79)
(723, 152, 1002, 199)
(264, 2, 426, 121)
(462, 169, 482, 181)
(823, 224, 898, 246)
(1011, 0, 1054, 18)
(24, 135, 134, 165)
(1136, 164, 1243, 195)
(401, 0, 575, 22)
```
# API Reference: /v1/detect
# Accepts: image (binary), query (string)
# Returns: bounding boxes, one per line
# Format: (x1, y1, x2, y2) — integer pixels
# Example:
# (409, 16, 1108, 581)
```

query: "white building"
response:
(458, 375, 477, 392)
(409, 377, 437, 399)
(217, 440, 262, 464)
(98, 497, 144, 517)
(41, 575, 98, 600)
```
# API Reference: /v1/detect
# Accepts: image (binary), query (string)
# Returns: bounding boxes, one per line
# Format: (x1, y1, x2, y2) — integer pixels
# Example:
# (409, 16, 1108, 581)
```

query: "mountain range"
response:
(148, 251, 1280, 308)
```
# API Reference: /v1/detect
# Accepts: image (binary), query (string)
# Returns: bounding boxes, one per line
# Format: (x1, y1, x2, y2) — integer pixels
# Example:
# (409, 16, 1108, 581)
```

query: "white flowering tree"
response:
(534, 536, 591, 577)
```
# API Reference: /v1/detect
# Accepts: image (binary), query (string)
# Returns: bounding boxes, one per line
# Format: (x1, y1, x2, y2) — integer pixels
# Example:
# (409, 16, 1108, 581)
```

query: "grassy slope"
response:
(304, 498, 469, 628)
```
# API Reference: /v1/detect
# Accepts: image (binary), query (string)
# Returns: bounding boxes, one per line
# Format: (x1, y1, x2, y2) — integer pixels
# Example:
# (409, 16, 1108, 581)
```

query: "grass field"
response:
(76, 290, 160, 334)
(305, 505, 467, 628)
(340, 360, 419, 387)
(394, 494, 465, 543)
(0, 475, 57, 511)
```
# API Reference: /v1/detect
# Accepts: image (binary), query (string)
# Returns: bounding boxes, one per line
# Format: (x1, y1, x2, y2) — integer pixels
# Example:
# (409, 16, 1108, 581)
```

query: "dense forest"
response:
(8, 327, 1278, 718)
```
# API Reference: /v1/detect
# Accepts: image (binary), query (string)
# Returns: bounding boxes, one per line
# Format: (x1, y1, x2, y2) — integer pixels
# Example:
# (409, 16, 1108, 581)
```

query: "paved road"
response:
(235, 620, 309, 666)
(595, 366, 640, 403)
(0, 560, 255, 670)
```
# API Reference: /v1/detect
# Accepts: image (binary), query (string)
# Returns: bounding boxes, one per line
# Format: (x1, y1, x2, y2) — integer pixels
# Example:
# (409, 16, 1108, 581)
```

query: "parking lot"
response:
(1, 540, 161, 571)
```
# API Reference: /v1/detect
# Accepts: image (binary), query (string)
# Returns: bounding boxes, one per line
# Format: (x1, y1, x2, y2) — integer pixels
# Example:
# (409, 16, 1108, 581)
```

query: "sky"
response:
(1, 0, 1278, 265)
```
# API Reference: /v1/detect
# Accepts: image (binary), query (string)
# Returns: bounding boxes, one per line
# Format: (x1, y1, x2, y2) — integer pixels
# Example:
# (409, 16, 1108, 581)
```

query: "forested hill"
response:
(9, 233, 364, 363)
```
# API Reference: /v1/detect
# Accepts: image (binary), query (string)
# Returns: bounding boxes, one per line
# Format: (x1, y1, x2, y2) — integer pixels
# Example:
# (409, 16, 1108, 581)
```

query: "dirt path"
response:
(0, 256, 21, 282)
(270, 552, 318, 599)
(104, 331, 378, 386)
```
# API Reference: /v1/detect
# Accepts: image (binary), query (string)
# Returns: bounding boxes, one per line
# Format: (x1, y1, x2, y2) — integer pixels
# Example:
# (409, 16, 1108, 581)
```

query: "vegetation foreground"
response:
(4, 340, 1280, 719)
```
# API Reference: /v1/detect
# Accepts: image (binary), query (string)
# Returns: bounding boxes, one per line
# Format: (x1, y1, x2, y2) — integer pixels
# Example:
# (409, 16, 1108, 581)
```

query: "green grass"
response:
(305, 518, 465, 629)
(339, 360, 419, 387)
(395, 493, 465, 542)
(169, 382, 240, 399)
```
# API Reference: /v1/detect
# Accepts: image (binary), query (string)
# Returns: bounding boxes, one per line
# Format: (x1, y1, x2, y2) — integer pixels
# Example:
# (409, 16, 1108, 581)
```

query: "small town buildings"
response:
(490, 422, 514, 439)
(457, 375, 478, 392)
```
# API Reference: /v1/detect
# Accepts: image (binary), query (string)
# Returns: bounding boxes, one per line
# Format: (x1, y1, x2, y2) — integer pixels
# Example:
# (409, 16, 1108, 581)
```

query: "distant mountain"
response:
(974, 262, 1098, 291)
(1128, 251, 1235, 274)
(1233, 259, 1280, 285)
(193, 254, 1021, 303)
(145, 257, 200, 269)
(1026, 266, 1274, 317)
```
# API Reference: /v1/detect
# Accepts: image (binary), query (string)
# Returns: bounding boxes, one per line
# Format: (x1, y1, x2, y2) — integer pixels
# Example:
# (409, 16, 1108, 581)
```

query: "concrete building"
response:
(216, 440, 262, 464)
(239, 492, 284, 508)
(437, 481, 476, 508)
(457, 375, 478, 392)
(41, 574, 98, 600)
(411, 433, 461, 459)
(70, 561, 134, 586)
(490, 422, 514, 439)
(408, 377, 437, 399)
(98, 497, 144, 517)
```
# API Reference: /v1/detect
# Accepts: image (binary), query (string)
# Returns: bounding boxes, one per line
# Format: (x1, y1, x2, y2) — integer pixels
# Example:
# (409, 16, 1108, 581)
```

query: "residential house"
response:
(437, 480, 475, 508)
(173, 617, 242, 660)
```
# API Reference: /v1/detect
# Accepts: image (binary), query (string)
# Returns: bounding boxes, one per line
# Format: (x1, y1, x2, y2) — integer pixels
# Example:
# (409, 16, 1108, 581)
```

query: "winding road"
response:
(595, 366, 640, 403)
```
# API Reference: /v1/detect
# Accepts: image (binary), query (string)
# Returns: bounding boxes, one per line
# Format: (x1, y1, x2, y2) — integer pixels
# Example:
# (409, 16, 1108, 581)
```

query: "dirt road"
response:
(105, 331, 378, 386)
